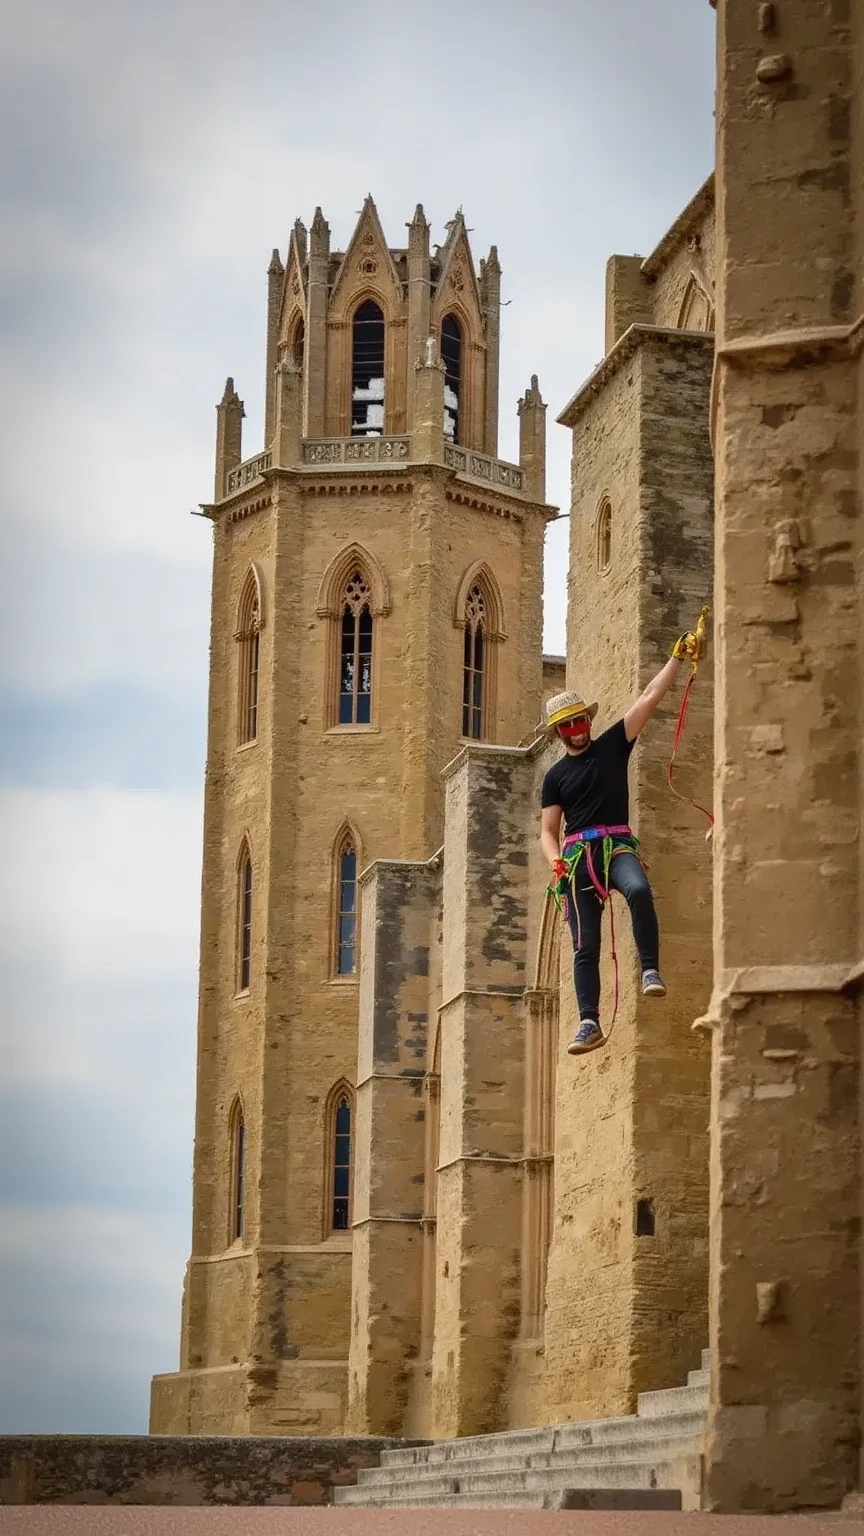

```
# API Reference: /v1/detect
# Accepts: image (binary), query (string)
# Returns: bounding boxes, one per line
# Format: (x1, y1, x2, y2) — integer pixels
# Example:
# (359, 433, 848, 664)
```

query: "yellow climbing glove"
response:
(671, 632, 698, 662)
(671, 606, 710, 668)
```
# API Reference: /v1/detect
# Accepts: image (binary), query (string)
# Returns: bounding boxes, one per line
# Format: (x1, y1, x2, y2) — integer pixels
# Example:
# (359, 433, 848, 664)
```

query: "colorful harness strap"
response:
(546, 825, 644, 1032)
(667, 604, 714, 829)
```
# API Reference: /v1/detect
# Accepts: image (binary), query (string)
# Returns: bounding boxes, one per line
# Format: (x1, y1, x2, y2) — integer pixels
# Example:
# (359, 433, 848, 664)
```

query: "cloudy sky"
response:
(0, 0, 716, 1433)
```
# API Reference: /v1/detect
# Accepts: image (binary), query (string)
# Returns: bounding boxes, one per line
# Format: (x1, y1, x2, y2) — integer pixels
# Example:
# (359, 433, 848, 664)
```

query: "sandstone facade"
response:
(151, 1, 864, 1510)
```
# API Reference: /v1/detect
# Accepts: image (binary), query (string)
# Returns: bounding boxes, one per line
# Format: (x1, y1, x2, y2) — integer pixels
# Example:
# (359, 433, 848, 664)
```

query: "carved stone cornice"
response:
(298, 478, 414, 498)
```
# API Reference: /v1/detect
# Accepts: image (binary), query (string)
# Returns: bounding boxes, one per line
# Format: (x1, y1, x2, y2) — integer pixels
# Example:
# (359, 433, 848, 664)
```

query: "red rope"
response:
(667, 672, 714, 827)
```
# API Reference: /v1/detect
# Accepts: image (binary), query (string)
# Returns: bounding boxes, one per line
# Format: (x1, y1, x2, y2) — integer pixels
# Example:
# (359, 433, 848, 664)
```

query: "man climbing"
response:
(540, 623, 704, 1054)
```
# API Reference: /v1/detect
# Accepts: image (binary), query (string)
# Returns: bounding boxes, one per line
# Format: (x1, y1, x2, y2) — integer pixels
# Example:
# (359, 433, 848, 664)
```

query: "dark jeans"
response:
(564, 842, 660, 1021)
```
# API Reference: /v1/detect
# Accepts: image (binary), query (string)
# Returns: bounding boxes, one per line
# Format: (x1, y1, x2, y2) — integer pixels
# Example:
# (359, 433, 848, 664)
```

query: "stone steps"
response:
(337, 1487, 683, 1511)
(366, 1421, 706, 1484)
(334, 1357, 710, 1509)
(378, 1409, 705, 1470)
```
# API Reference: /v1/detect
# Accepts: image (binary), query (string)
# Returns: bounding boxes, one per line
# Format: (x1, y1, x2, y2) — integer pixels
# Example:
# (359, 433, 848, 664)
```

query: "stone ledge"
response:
(0, 1435, 428, 1507)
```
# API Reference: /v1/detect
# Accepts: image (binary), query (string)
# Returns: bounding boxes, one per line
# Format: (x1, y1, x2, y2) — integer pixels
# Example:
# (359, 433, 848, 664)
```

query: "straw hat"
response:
(544, 688, 599, 735)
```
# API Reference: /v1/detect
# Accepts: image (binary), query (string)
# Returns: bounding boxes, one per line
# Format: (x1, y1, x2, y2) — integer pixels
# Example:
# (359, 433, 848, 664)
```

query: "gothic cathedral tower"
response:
(150, 199, 553, 1436)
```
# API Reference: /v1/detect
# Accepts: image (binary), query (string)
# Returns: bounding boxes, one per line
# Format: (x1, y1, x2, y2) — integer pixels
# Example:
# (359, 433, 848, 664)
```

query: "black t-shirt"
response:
(541, 720, 635, 834)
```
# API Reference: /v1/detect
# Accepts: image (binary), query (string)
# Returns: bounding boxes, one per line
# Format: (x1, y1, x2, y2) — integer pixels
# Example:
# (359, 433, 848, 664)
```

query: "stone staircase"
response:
(334, 1352, 710, 1510)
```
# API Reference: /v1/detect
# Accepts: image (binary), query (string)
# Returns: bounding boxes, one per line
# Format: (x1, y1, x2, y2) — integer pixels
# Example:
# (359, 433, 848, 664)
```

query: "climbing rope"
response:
(547, 828, 645, 1041)
(667, 604, 714, 829)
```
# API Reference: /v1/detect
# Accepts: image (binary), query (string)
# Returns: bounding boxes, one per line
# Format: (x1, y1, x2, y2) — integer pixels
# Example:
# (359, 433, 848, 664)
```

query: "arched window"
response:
(235, 568, 263, 745)
(292, 315, 305, 369)
(597, 500, 612, 573)
(441, 314, 462, 444)
(454, 562, 505, 745)
(331, 1094, 352, 1231)
(339, 571, 373, 725)
(229, 1099, 246, 1243)
(336, 839, 358, 976)
(462, 584, 486, 740)
(237, 844, 253, 993)
(351, 301, 385, 436)
(318, 544, 389, 732)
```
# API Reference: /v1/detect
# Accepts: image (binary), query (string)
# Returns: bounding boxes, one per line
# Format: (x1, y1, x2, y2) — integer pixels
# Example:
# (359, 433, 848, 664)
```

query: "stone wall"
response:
(545, 326, 714, 1423)
(0, 1436, 420, 1506)
(152, 209, 552, 1437)
(704, 0, 863, 1513)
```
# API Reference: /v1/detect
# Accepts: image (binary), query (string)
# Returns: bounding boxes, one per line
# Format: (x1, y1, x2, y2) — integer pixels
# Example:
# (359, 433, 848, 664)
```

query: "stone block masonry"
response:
(0, 1436, 425, 1506)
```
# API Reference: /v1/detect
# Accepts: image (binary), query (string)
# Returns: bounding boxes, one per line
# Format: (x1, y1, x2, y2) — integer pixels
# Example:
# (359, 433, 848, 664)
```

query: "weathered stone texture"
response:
(546, 328, 714, 1423)
(151, 205, 552, 1439)
(0, 1436, 420, 1506)
(704, 0, 864, 1513)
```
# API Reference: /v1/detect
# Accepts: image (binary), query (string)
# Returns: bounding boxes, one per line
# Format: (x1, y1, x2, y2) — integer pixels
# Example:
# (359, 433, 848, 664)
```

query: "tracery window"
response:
(462, 584, 486, 740)
(441, 313, 462, 445)
(237, 845, 253, 993)
(339, 571, 373, 725)
(236, 568, 263, 745)
(229, 1099, 246, 1243)
(336, 839, 358, 977)
(351, 301, 385, 436)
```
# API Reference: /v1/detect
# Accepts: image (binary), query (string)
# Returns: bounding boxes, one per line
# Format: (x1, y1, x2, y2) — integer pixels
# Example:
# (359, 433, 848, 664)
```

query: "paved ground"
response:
(1, 1511, 863, 1534)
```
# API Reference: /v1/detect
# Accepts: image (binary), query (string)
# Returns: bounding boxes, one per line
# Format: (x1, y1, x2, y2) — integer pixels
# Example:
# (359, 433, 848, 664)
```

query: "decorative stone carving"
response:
(767, 518, 803, 583)
(758, 2, 776, 34)
(306, 441, 343, 464)
(756, 53, 793, 83)
(358, 257, 379, 277)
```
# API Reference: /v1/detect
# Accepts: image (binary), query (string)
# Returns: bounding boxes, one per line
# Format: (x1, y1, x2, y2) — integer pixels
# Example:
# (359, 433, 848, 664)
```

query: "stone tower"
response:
(149, 198, 553, 1436)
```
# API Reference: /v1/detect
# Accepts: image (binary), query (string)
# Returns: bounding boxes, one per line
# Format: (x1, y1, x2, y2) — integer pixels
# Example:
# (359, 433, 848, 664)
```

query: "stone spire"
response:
(407, 205, 432, 423)
(265, 249, 285, 444)
(214, 377, 245, 501)
(517, 374, 546, 502)
(480, 246, 502, 456)
(305, 209, 330, 436)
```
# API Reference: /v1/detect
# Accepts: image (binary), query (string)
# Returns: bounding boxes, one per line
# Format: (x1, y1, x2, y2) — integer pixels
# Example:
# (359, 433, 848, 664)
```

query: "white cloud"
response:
(0, 1204, 188, 1432)
(0, 788, 202, 983)
(0, 0, 716, 1432)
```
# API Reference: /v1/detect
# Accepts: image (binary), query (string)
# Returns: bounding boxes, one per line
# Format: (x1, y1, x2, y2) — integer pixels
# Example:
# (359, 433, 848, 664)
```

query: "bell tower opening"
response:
(351, 301, 385, 436)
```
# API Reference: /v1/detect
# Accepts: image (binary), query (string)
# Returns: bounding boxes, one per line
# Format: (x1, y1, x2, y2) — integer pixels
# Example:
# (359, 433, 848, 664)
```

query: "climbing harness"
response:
(546, 825, 645, 1039)
(667, 605, 714, 829)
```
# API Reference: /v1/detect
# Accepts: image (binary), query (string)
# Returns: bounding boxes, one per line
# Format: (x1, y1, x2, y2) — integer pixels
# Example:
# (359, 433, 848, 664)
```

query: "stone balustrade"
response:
(222, 440, 526, 496)
(443, 444, 524, 492)
(225, 452, 272, 495)
(302, 436, 411, 466)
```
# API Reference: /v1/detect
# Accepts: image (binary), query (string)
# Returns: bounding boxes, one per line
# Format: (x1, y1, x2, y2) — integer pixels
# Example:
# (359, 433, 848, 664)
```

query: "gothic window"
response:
(339, 571, 374, 725)
(318, 544, 389, 731)
(336, 838, 358, 976)
(597, 500, 612, 573)
(351, 301, 385, 436)
(441, 313, 462, 444)
(229, 1099, 246, 1243)
(455, 562, 504, 744)
(292, 315, 305, 369)
(235, 567, 263, 745)
(331, 1094, 352, 1231)
(237, 844, 253, 993)
(462, 584, 486, 740)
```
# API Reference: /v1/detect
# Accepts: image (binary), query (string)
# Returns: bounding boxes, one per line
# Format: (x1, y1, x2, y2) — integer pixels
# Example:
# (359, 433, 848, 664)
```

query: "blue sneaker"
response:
(568, 1018, 604, 1055)
(642, 969, 667, 997)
